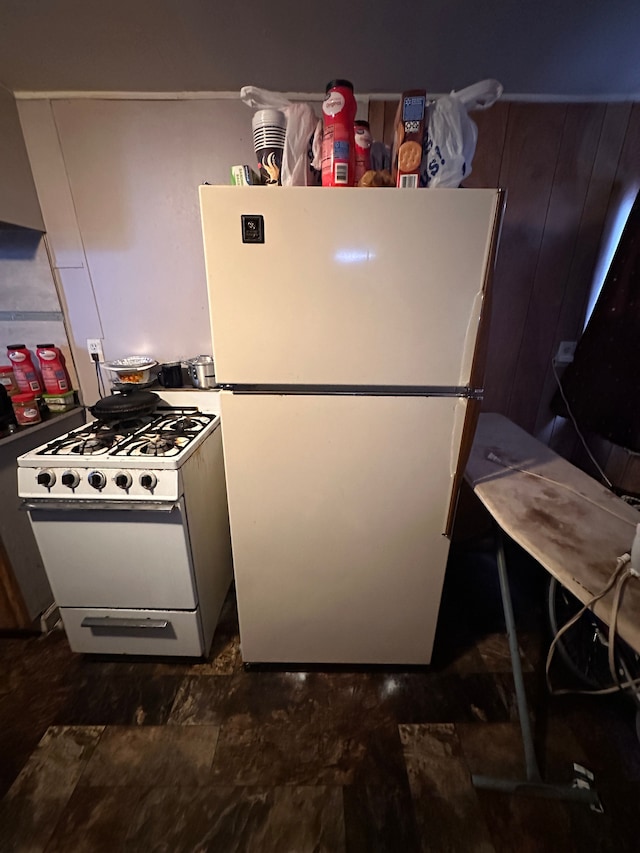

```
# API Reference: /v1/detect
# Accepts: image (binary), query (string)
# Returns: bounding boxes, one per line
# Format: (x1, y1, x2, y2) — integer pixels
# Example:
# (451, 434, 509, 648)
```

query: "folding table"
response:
(464, 413, 640, 806)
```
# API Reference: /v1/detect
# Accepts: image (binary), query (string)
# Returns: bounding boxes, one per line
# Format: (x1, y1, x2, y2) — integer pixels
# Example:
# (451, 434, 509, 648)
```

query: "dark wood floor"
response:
(1, 539, 639, 852)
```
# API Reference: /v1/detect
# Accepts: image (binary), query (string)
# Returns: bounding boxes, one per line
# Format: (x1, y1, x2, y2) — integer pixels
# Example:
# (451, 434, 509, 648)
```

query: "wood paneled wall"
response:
(369, 100, 640, 451)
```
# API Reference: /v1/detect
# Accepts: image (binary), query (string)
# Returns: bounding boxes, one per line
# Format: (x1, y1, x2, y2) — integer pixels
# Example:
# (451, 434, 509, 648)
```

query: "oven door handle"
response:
(81, 616, 170, 630)
(20, 499, 181, 512)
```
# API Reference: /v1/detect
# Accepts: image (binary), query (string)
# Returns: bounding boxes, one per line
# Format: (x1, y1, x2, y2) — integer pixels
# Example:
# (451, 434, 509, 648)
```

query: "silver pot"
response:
(185, 355, 216, 389)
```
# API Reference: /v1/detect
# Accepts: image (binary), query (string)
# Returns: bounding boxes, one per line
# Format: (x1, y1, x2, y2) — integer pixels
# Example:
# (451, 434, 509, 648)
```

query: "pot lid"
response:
(103, 356, 157, 372)
(89, 390, 159, 417)
(186, 354, 214, 364)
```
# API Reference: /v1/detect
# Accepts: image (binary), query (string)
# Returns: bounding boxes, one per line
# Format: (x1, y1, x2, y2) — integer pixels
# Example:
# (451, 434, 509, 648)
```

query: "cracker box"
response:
(230, 165, 262, 186)
(391, 90, 428, 188)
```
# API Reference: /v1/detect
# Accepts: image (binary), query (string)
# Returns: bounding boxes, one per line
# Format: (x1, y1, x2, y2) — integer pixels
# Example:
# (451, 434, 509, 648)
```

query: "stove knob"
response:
(36, 469, 56, 488)
(114, 472, 132, 490)
(88, 470, 106, 490)
(61, 470, 80, 489)
(140, 472, 157, 491)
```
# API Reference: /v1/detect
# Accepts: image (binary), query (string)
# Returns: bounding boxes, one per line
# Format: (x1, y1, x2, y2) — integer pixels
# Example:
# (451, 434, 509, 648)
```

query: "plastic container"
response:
(7, 345, 43, 394)
(0, 365, 18, 396)
(12, 392, 42, 426)
(354, 120, 372, 184)
(36, 344, 72, 394)
(42, 391, 75, 412)
(321, 79, 357, 187)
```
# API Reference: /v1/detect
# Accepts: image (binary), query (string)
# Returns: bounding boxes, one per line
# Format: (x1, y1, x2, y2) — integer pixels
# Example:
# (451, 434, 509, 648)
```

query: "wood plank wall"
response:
(369, 100, 640, 454)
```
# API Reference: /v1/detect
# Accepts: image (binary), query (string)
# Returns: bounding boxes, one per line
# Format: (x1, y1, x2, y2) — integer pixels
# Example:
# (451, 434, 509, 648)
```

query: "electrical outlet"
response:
(87, 338, 104, 363)
(556, 340, 576, 364)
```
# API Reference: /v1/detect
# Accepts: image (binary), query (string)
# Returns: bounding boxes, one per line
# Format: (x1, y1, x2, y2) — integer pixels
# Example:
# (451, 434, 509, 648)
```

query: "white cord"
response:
(484, 454, 640, 697)
(551, 357, 614, 489)
(546, 554, 640, 697)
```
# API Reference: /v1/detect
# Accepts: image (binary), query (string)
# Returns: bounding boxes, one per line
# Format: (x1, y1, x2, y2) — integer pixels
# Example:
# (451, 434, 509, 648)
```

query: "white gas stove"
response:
(17, 391, 233, 657)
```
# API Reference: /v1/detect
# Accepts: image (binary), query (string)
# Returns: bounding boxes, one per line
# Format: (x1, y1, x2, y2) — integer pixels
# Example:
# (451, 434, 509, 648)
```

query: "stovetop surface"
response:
(19, 407, 218, 468)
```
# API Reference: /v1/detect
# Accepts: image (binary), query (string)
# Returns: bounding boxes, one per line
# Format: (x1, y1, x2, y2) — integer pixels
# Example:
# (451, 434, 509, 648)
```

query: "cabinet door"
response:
(0, 84, 44, 230)
(0, 536, 31, 630)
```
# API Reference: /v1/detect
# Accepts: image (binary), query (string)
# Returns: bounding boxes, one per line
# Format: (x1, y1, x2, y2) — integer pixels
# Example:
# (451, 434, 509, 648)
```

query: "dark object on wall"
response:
(551, 190, 640, 451)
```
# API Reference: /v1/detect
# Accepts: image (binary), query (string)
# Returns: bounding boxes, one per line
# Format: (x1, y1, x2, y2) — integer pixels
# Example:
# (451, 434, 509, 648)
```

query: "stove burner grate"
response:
(115, 433, 190, 457)
(39, 432, 116, 456)
(169, 417, 197, 431)
(71, 437, 112, 455)
(138, 437, 177, 456)
(92, 415, 155, 436)
(33, 407, 217, 459)
(154, 413, 213, 435)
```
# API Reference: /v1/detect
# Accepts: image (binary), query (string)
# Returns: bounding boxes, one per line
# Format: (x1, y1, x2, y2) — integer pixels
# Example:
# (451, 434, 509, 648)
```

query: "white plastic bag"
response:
(240, 86, 320, 186)
(421, 79, 503, 188)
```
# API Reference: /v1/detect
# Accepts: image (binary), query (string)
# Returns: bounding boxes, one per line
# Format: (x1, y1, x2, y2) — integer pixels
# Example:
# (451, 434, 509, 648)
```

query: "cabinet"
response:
(0, 84, 44, 230)
(0, 409, 85, 629)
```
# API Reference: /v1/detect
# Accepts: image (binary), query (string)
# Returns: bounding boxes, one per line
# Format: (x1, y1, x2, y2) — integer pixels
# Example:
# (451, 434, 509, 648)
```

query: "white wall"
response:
(18, 97, 259, 404)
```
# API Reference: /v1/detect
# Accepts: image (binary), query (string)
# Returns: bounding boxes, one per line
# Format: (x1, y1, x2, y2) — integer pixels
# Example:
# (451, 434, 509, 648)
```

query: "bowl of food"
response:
(102, 356, 157, 385)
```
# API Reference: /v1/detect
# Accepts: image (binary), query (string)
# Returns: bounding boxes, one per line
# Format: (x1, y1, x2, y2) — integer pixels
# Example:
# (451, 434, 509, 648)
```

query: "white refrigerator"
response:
(199, 185, 503, 665)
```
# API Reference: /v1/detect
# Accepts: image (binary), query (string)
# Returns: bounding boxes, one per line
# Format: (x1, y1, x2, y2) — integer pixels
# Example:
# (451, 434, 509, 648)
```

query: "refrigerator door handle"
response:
(218, 383, 482, 397)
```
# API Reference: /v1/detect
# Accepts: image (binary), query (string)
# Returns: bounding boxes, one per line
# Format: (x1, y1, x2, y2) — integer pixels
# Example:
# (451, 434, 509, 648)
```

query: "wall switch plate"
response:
(87, 338, 104, 363)
(556, 340, 576, 364)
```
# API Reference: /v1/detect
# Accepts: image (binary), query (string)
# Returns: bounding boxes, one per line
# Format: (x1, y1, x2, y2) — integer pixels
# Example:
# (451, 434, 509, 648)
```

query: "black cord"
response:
(93, 356, 106, 398)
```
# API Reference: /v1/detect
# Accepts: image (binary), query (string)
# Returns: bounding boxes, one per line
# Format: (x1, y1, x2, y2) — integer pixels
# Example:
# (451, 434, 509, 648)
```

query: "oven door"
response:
(25, 498, 198, 610)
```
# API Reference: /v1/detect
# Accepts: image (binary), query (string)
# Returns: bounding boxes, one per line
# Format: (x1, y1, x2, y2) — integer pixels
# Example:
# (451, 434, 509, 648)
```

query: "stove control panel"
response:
(19, 466, 182, 501)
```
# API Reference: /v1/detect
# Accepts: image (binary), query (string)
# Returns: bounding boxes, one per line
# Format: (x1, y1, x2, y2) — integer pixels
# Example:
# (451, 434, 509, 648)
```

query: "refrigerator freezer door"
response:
(220, 390, 467, 665)
(200, 186, 502, 388)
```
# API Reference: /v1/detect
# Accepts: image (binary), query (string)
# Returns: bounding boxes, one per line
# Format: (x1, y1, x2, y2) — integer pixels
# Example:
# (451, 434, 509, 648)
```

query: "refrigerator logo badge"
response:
(241, 215, 264, 244)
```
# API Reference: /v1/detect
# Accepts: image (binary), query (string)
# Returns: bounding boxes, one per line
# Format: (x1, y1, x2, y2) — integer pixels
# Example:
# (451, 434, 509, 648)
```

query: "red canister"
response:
(12, 392, 42, 426)
(36, 344, 72, 394)
(321, 79, 357, 187)
(7, 345, 43, 394)
(354, 120, 372, 184)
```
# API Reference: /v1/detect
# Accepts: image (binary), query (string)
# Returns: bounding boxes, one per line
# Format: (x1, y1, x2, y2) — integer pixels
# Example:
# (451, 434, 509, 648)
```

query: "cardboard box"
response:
(391, 90, 428, 188)
(230, 165, 262, 186)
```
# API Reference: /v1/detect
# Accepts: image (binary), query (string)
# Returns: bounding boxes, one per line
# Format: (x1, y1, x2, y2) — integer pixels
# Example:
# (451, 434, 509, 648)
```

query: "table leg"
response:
(471, 528, 603, 809)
